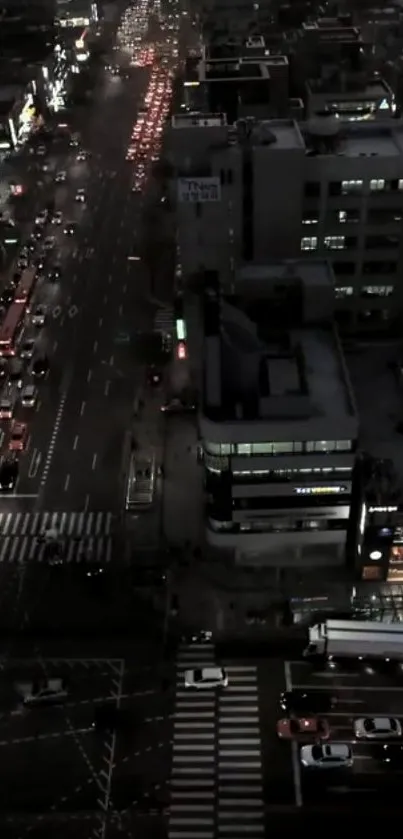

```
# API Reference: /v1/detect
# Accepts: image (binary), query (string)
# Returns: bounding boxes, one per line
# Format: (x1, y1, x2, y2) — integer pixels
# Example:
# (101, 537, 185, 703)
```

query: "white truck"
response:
(304, 619, 403, 661)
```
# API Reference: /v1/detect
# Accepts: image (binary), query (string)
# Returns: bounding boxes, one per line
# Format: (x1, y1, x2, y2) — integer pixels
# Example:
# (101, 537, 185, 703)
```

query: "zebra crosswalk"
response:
(0, 511, 115, 565)
(170, 640, 265, 839)
(0, 511, 114, 538)
(154, 307, 173, 335)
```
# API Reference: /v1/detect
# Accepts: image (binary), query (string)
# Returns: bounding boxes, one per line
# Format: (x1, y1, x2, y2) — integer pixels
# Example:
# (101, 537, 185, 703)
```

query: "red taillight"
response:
(177, 342, 186, 360)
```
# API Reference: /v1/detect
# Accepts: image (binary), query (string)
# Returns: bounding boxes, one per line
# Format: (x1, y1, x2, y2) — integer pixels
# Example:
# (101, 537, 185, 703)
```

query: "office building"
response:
(199, 260, 358, 567)
(169, 115, 403, 332)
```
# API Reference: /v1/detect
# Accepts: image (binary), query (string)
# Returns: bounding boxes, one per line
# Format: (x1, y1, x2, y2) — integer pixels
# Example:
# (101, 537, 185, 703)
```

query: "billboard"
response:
(178, 177, 221, 203)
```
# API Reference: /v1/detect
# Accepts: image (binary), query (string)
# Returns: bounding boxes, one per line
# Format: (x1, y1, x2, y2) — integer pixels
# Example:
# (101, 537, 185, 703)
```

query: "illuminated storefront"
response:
(357, 503, 403, 582)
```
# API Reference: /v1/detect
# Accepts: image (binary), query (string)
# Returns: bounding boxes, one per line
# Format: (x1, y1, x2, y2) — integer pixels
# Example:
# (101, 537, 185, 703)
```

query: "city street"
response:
(286, 657, 403, 808)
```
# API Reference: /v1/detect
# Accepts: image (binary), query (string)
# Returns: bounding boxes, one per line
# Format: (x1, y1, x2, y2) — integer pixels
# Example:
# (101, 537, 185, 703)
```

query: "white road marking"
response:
(80, 401, 86, 415)
(284, 661, 303, 807)
(73, 435, 79, 450)
(40, 394, 67, 489)
(64, 474, 70, 491)
(87, 369, 92, 382)
(93, 340, 98, 353)
(104, 380, 110, 396)
(92, 454, 97, 470)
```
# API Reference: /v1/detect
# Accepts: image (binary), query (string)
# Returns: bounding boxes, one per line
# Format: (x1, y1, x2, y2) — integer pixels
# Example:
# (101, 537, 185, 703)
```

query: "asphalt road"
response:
(14, 69, 153, 514)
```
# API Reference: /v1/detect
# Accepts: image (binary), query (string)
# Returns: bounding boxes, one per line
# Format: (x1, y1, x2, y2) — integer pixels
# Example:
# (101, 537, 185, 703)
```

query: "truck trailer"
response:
(304, 619, 403, 661)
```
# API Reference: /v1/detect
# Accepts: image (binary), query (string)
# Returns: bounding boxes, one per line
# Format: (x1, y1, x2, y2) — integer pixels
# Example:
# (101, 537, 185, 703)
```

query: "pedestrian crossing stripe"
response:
(169, 642, 265, 839)
(0, 511, 114, 538)
(154, 308, 173, 334)
(0, 536, 113, 564)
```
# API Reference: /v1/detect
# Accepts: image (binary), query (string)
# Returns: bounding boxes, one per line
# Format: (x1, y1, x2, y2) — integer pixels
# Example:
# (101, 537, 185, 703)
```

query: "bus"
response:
(14, 267, 37, 307)
(0, 302, 26, 356)
(125, 453, 156, 510)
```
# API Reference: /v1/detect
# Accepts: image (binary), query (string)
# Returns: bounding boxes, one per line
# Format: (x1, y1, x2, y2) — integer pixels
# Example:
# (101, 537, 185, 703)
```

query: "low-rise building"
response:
(200, 260, 359, 567)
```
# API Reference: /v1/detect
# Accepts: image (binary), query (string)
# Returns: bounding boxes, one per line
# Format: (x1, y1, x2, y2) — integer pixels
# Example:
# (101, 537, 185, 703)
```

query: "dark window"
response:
(365, 235, 399, 249)
(333, 261, 355, 276)
(367, 208, 403, 225)
(304, 181, 320, 197)
(363, 261, 397, 275)
(328, 181, 341, 196)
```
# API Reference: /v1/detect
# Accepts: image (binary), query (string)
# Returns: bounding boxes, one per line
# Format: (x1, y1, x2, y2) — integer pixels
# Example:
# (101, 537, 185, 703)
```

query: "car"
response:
(31, 304, 46, 326)
(0, 457, 18, 491)
(43, 236, 55, 250)
(35, 210, 47, 225)
(184, 667, 228, 689)
(147, 365, 162, 386)
(64, 221, 77, 235)
(354, 717, 402, 740)
(32, 355, 49, 380)
(21, 384, 37, 408)
(20, 339, 36, 360)
(75, 188, 86, 202)
(373, 744, 403, 769)
(17, 255, 29, 270)
(0, 395, 14, 419)
(33, 226, 43, 242)
(11, 271, 22, 288)
(76, 150, 88, 161)
(69, 137, 79, 147)
(18, 678, 68, 707)
(27, 236, 37, 252)
(0, 358, 7, 381)
(0, 288, 14, 307)
(47, 264, 61, 281)
(280, 690, 335, 715)
(8, 357, 24, 386)
(55, 170, 66, 183)
(37, 145, 46, 156)
(52, 211, 63, 225)
(277, 716, 330, 740)
(8, 421, 28, 452)
(161, 398, 197, 414)
(300, 743, 353, 769)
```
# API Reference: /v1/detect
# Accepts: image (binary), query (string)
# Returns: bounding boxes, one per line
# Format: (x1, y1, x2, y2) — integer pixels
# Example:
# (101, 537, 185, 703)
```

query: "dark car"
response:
(373, 744, 403, 769)
(11, 271, 22, 287)
(0, 457, 19, 492)
(32, 356, 49, 380)
(33, 225, 43, 241)
(0, 288, 14, 307)
(47, 264, 61, 282)
(280, 689, 335, 715)
(64, 221, 77, 235)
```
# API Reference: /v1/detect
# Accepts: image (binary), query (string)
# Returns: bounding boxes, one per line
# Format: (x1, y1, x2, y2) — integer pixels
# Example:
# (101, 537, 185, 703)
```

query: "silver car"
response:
(354, 717, 402, 740)
(300, 743, 353, 769)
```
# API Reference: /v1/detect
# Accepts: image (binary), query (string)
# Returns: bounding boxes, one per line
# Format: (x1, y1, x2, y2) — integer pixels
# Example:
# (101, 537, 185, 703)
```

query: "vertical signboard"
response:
(177, 177, 221, 203)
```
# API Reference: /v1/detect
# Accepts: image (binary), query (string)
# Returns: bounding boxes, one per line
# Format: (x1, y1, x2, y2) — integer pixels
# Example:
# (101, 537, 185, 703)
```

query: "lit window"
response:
(302, 216, 318, 226)
(399, 180, 403, 191)
(361, 285, 394, 297)
(370, 179, 385, 192)
(237, 444, 252, 455)
(341, 179, 363, 194)
(335, 287, 353, 298)
(301, 236, 317, 251)
(324, 235, 345, 250)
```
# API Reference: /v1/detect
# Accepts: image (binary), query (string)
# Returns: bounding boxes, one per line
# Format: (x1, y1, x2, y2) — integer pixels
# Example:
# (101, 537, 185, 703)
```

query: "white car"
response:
(55, 171, 66, 183)
(31, 305, 46, 326)
(300, 743, 353, 769)
(21, 385, 37, 408)
(17, 678, 68, 707)
(52, 211, 63, 225)
(184, 667, 228, 689)
(354, 717, 402, 740)
(43, 236, 55, 250)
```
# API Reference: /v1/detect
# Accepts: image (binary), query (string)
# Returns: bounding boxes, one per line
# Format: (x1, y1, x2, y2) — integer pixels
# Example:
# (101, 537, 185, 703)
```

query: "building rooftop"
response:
(307, 77, 391, 99)
(202, 261, 357, 440)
